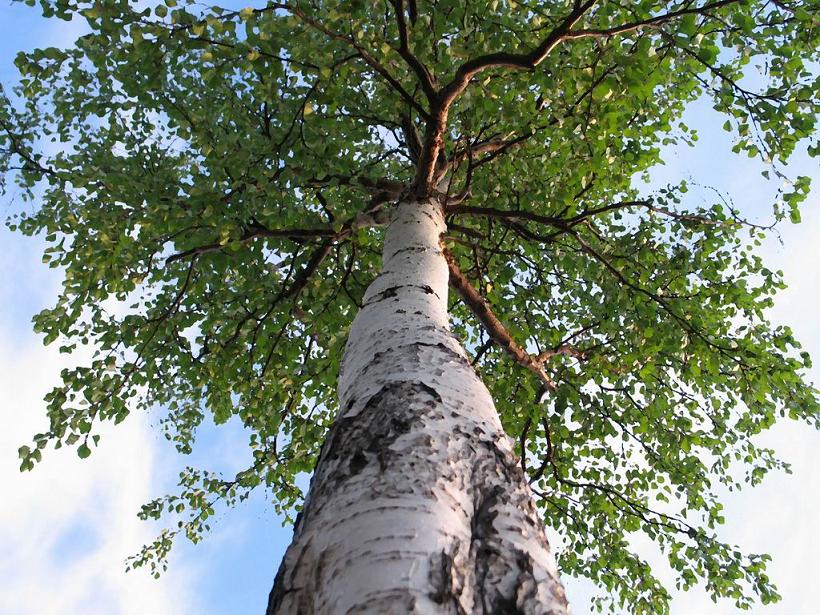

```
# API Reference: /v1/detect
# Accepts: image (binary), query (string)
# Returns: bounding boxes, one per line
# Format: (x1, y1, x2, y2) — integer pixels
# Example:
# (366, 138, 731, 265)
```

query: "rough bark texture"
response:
(267, 199, 569, 614)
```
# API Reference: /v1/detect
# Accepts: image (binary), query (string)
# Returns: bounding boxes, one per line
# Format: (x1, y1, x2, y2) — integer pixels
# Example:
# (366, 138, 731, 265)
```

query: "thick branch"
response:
(164, 226, 336, 264)
(274, 3, 429, 119)
(566, 0, 741, 41)
(390, 0, 438, 102)
(439, 1, 600, 106)
(443, 245, 556, 390)
(448, 200, 727, 232)
(412, 1, 598, 195)
(414, 0, 745, 194)
(443, 0, 739, 96)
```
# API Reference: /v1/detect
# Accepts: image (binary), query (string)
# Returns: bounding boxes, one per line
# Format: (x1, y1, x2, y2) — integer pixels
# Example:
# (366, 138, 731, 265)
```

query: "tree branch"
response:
(389, 0, 438, 102)
(274, 3, 429, 119)
(411, 0, 746, 196)
(164, 227, 337, 265)
(565, 0, 741, 41)
(448, 199, 728, 232)
(443, 245, 556, 390)
(439, 0, 600, 106)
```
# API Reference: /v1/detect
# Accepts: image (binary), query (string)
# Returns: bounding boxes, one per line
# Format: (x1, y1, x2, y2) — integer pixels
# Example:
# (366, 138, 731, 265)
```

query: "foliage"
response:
(2, 0, 818, 612)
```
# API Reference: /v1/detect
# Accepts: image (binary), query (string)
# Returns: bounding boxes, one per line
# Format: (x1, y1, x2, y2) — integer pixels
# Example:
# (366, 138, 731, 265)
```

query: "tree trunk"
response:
(267, 198, 569, 614)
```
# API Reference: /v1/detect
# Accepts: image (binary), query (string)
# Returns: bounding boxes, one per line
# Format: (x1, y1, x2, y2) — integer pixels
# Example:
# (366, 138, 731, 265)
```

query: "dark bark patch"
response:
(491, 595, 526, 615)
(428, 548, 454, 604)
(364, 284, 440, 306)
(319, 381, 442, 484)
(349, 450, 368, 475)
(413, 380, 443, 403)
(413, 340, 471, 367)
(386, 245, 437, 260)
(471, 484, 503, 542)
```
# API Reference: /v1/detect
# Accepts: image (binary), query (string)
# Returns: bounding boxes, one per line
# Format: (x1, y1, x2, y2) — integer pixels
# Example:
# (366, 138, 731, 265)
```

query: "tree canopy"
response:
(1, 1, 818, 613)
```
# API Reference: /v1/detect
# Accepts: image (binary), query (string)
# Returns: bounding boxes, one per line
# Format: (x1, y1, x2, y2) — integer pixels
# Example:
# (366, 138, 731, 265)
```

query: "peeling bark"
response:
(267, 199, 568, 614)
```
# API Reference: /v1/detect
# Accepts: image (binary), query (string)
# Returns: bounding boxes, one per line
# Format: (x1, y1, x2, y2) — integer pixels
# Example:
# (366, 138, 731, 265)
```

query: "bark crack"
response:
(363, 283, 438, 306)
(386, 245, 442, 261)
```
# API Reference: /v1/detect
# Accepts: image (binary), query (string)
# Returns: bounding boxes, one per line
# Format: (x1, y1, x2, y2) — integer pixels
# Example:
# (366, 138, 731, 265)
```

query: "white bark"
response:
(267, 199, 569, 614)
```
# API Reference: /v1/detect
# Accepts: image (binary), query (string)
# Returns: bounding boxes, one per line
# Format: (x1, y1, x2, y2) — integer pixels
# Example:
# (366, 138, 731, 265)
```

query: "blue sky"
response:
(0, 3, 817, 615)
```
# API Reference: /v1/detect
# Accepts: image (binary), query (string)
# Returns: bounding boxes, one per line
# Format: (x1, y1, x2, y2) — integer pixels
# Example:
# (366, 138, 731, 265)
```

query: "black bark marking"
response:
(386, 245, 440, 260)
(319, 381, 442, 484)
(418, 207, 439, 225)
(471, 485, 503, 543)
(363, 283, 440, 306)
(491, 595, 526, 615)
(413, 340, 472, 367)
(371, 285, 400, 301)
(413, 380, 443, 403)
(428, 549, 454, 604)
(349, 450, 368, 475)
(428, 546, 471, 614)
(351, 339, 468, 385)
(471, 484, 503, 614)
(470, 462, 556, 613)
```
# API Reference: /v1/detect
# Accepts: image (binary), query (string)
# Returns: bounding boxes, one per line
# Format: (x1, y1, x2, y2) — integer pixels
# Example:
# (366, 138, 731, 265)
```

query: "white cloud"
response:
(0, 237, 200, 615)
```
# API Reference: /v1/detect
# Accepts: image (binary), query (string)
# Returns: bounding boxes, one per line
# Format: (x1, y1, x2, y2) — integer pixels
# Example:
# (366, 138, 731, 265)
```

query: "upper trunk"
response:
(267, 198, 569, 614)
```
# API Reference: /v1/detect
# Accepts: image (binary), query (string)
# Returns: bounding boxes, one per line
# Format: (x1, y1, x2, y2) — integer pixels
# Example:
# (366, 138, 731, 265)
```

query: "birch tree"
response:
(2, 0, 818, 613)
